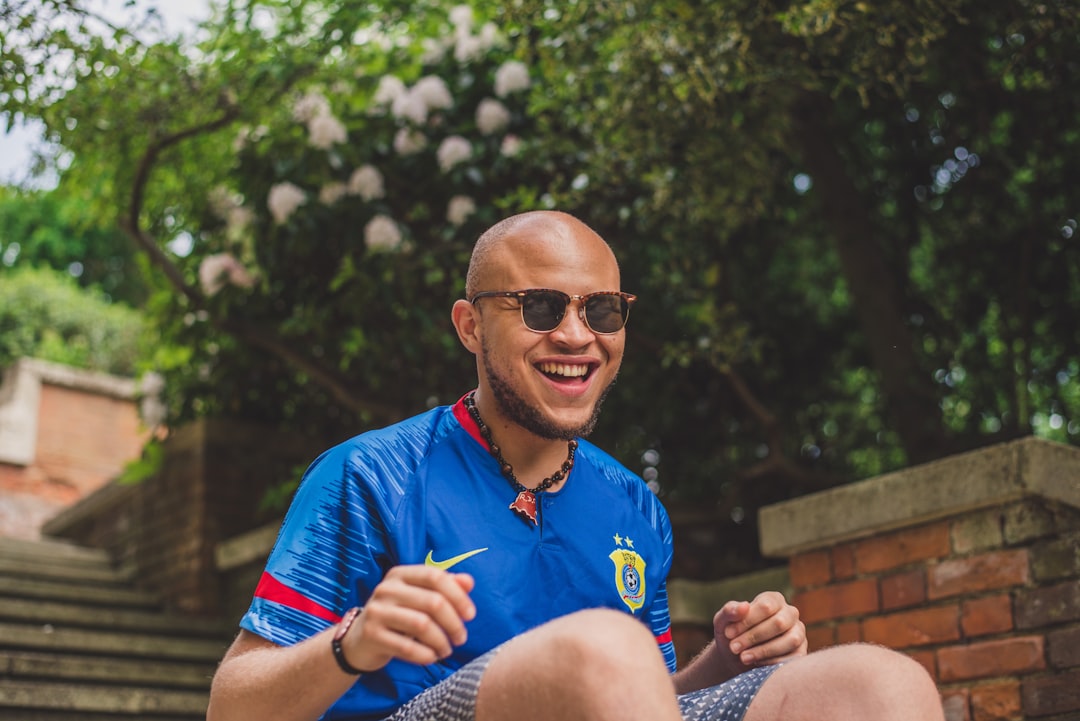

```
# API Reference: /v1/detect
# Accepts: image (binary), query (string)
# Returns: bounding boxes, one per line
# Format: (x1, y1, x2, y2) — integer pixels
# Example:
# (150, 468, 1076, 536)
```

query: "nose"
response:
(549, 298, 595, 345)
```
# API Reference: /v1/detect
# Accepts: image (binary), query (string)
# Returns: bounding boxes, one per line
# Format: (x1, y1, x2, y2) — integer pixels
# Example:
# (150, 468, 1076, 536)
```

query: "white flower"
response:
(477, 22, 501, 51)
(373, 75, 407, 106)
(420, 38, 447, 65)
(208, 185, 240, 220)
(437, 135, 472, 172)
(413, 75, 453, 111)
(394, 128, 428, 155)
(307, 112, 347, 149)
(267, 182, 307, 224)
(495, 60, 531, 97)
(476, 98, 511, 135)
(447, 195, 476, 226)
(391, 89, 429, 124)
(449, 5, 473, 29)
(500, 134, 522, 157)
(454, 34, 485, 63)
(347, 165, 385, 200)
(364, 215, 403, 252)
(199, 253, 256, 296)
(319, 182, 348, 205)
(226, 206, 254, 234)
(292, 90, 331, 122)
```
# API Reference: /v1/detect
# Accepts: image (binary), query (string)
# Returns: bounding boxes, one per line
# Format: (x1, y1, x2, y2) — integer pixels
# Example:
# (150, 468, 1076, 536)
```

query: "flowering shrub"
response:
(151, 2, 558, 433)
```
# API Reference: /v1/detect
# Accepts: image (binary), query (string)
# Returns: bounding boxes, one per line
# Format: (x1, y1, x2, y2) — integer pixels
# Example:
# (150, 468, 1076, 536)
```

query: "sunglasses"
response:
(469, 288, 637, 334)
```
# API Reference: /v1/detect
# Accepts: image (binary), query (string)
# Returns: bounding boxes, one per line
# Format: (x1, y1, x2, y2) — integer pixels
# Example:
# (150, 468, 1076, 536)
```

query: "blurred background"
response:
(1, 0, 1078, 578)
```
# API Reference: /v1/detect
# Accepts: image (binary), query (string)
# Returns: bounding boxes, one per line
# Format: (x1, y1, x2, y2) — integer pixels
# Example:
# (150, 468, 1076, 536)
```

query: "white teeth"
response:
(538, 362, 589, 378)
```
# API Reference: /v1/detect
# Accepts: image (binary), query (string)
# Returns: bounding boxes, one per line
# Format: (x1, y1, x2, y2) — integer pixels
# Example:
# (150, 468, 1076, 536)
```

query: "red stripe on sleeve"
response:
(655, 629, 673, 645)
(253, 572, 342, 623)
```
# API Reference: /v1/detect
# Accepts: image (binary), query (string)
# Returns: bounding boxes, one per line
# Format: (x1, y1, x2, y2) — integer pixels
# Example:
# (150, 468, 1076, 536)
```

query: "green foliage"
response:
(0, 186, 150, 304)
(4, 0, 1079, 578)
(503, 0, 1080, 574)
(116, 438, 164, 485)
(0, 265, 147, 374)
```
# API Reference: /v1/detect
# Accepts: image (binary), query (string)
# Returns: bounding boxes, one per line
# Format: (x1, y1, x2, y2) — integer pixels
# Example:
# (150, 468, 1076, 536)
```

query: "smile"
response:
(536, 361, 594, 380)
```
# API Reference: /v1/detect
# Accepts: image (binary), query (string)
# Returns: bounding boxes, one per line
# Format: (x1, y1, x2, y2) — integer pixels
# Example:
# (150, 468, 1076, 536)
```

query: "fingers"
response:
(344, 565, 476, 670)
(714, 592, 806, 666)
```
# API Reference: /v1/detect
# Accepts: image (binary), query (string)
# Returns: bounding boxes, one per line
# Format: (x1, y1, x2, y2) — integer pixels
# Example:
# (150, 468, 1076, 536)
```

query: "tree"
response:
(0, 186, 151, 304)
(2, 0, 566, 437)
(491, 0, 1080, 573)
(4, 0, 1077, 577)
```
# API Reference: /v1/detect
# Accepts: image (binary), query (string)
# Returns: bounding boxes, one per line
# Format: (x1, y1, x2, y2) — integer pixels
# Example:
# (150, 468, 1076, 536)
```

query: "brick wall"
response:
(761, 437, 1080, 721)
(44, 417, 323, 617)
(0, 358, 148, 537)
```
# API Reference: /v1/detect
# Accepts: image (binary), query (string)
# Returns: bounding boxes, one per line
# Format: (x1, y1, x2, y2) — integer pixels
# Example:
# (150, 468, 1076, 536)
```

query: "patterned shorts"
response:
(384, 650, 780, 721)
(677, 664, 781, 721)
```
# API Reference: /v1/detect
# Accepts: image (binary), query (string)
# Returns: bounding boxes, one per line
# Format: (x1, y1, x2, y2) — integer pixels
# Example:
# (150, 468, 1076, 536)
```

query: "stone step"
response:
(0, 597, 226, 637)
(0, 679, 208, 716)
(0, 555, 131, 585)
(0, 576, 160, 609)
(0, 536, 112, 566)
(2, 649, 215, 689)
(0, 711, 204, 721)
(0, 622, 227, 662)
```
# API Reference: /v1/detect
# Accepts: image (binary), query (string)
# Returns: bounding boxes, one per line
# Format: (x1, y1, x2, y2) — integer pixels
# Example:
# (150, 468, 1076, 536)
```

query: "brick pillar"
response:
(44, 417, 324, 617)
(760, 437, 1080, 721)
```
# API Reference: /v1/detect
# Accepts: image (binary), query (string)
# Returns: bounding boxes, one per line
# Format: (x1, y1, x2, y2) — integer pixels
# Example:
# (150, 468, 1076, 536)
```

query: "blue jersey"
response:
(240, 394, 676, 720)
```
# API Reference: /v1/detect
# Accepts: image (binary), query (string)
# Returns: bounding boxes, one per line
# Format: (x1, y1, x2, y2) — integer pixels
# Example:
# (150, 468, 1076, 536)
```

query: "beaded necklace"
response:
(464, 391, 577, 525)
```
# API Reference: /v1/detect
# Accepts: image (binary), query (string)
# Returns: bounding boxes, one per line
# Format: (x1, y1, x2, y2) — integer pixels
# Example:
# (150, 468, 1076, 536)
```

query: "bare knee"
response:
(477, 609, 678, 721)
(747, 643, 944, 721)
(535, 608, 666, 679)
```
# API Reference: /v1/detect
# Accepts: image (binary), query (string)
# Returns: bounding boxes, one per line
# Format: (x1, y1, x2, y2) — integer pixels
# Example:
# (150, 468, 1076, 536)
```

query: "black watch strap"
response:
(332, 606, 364, 675)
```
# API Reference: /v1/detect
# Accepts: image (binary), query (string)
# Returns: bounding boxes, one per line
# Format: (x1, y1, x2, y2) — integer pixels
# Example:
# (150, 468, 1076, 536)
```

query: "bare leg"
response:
(475, 608, 682, 721)
(744, 643, 945, 721)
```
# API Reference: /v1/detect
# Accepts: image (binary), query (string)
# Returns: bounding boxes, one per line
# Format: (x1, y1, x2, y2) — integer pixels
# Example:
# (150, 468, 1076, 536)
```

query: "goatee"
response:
(481, 342, 614, 441)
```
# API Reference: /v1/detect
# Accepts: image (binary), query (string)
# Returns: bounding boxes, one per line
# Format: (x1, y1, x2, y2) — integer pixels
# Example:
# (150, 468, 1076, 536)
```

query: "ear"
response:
(451, 299, 482, 354)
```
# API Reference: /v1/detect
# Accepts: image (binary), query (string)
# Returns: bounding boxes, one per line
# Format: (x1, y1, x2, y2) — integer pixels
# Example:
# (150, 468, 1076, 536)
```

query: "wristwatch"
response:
(332, 606, 364, 675)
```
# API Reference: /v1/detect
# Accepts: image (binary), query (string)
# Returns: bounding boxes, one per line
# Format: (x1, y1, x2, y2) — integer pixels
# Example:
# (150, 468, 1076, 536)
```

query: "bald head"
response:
(465, 211, 619, 298)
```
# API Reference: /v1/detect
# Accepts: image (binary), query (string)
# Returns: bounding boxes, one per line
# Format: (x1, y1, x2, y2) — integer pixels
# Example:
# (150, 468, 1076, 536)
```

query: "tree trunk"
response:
(795, 92, 946, 464)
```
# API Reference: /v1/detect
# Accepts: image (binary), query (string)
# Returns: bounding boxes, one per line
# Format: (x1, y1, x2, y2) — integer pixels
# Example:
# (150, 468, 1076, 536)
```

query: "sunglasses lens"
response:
(585, 294, 629, 333)
(521, 291, 567, 331)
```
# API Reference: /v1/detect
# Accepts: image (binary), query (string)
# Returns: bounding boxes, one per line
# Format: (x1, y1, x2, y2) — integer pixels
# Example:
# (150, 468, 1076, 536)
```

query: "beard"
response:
(481, 339, 614, 441)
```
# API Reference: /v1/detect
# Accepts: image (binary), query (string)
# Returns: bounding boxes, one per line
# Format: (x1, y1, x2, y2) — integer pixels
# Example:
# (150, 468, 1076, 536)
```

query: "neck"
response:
(467, 390, 576, 491)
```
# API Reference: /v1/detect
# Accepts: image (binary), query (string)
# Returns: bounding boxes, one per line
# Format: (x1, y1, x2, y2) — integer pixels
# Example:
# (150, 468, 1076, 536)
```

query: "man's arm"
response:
(207, 566, 476, 721)
(672, 591, 807, 694)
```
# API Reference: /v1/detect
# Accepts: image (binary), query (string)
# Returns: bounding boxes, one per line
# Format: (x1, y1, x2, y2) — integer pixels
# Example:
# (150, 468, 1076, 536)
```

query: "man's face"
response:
(471, 221, 626, 441)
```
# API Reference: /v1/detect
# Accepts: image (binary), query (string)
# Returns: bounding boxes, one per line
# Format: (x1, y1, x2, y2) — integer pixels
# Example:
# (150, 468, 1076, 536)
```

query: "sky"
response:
(0, 0, 211, 187)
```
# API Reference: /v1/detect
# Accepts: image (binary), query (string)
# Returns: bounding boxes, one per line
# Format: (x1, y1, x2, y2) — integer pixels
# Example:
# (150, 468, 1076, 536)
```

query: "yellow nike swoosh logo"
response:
(424, 547, 489, 570)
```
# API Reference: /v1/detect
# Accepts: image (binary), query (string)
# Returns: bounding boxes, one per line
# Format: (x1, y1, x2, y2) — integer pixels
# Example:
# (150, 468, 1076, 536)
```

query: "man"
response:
(207, 211, 945, 721)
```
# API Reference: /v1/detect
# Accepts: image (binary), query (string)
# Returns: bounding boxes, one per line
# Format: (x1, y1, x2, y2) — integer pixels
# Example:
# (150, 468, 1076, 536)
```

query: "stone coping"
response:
(2, 357, 136, 399)
(759, 436, 1080, 558)
(215, 520, 281, 573)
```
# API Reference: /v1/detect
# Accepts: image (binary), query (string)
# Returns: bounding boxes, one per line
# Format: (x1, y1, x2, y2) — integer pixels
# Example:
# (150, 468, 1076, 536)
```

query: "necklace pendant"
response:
(509, 491, 538, 525)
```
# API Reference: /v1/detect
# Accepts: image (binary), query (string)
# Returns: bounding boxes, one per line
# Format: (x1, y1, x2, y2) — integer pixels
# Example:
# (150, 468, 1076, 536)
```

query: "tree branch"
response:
(116, 96, 402, 425)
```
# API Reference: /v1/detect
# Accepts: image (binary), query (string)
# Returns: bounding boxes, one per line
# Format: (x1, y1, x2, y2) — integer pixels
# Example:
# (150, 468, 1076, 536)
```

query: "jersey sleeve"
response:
(647, 498, 677, 673)
(239, 443, 395, 646)
(648, 580, 678, 673)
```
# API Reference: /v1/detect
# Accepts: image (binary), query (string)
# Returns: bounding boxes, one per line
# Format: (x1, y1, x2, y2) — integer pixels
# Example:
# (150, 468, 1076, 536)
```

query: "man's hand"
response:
(713, 591, 807, 669)
(342, 565, 477, 672)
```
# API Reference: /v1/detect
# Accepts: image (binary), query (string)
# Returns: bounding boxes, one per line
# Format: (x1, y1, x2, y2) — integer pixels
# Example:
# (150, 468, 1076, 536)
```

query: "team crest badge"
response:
(609, 534, 646, 613)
